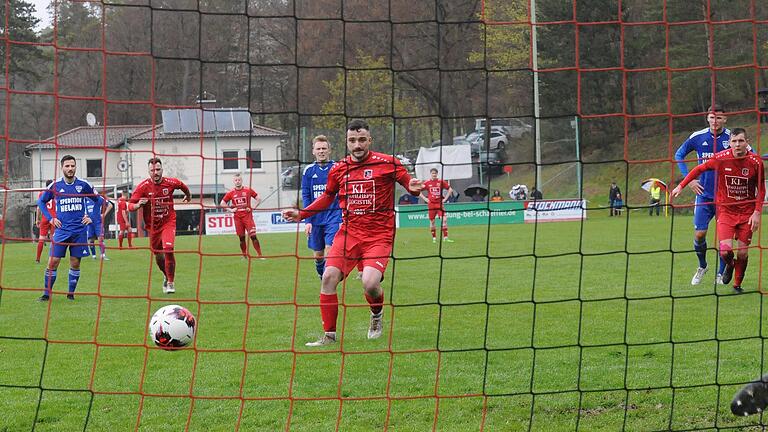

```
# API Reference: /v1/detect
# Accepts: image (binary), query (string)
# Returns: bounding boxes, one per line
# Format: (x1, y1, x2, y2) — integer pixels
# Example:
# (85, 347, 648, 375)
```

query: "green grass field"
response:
(1, 209, 768, 431)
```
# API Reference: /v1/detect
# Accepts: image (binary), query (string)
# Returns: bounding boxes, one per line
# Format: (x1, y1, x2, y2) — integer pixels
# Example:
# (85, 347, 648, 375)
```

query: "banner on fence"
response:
(204, 211, 305, 235)
(523, 199, 586, 223)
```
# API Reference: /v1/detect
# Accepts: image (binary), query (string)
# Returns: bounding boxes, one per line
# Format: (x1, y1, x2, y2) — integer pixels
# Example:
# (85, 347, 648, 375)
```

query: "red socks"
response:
(251, 236, 262, 256)
(320, 293, 338, 332)
(735, 257, 748, 286)
(430, 227, 436, 239)
(165, 252, 176, 283)
(365, 292, 384, 315)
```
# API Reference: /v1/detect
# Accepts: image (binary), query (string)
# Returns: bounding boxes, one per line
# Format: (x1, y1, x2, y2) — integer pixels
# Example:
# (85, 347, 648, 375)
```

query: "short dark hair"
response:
(707, 104, 725, 113)
(148, 157, 162, 165)
(430, 168, 438, 174)
(45, 179, 53, 186)
(347, 119, 370, 132)
(731, 127, 748, 137)
(60, 155, 75, 165)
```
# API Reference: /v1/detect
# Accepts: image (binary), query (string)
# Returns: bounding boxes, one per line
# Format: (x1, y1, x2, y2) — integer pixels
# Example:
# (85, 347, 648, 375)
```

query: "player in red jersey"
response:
(129, 158, 191, 294)
(419, 167, 455, 243)
(219, 173, 264, 259)
(672, 128, 765, 293)
(116, 191, 133, 248)
(283, 119, 424, 346)
(35, 180, 56, 263)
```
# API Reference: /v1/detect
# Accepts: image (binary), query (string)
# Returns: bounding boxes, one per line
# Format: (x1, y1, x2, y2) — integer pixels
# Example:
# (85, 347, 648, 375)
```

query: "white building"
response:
(26, 109, 289, 230)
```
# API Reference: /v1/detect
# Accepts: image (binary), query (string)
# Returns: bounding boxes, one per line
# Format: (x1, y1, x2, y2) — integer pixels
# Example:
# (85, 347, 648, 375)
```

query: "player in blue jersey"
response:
(302, 135, 343, 278)
(674, 104, 731, 285)
(86, 192, 113, 261)
(36, 155, 104, 301)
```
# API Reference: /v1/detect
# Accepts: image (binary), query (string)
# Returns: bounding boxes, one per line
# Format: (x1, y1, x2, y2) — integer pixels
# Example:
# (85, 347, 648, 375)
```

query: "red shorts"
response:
(233, 212, 256, 236)
(149, 223, 176, 252)
(326, 228, 393, 276)
(39, 221, 55, 237)
(118, 220, 130, 231)
(428, 206, 445, 221)
(717, 212, 754, 246)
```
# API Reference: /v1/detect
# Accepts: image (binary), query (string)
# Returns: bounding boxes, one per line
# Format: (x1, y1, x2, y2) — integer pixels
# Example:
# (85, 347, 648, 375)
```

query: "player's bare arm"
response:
(282, 208, 300, 222)
(748, 211, 761, 232)
(408, 178, 424, 194)
(182, 193, 191, 203)
(219, 199, 235, 213)
(687, 179, 704, 195)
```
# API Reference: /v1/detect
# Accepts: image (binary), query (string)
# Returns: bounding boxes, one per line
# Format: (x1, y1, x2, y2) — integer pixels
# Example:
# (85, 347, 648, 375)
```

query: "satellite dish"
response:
(86, 113, 97, 127)
(117, 160, 129, 172)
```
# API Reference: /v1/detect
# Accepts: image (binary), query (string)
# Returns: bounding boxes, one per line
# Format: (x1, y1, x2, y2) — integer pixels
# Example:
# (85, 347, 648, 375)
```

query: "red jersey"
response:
(116, 197, 128, 224)
(679, 149, 765, 216)
(38, 190, 56, 222)
(222, 187, 259, 214)
(130, 177, 190, 230)
(305, 151, 415, 240)
(424, 179, 450, 208)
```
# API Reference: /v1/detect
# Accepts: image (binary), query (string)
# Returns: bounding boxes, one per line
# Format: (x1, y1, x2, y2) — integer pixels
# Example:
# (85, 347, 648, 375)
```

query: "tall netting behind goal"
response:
(1, 0, 768, 430)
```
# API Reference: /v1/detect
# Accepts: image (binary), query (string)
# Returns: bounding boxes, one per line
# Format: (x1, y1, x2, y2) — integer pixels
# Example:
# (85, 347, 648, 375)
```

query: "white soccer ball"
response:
(149, 305, 196, 349)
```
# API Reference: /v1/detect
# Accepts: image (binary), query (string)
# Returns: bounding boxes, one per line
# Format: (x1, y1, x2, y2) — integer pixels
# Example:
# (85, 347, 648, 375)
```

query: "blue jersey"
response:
(38, 177, 102, 234)
(86, 197, 106, 226)
(301, 161, 342, 226)
(675, 128, 731, 200)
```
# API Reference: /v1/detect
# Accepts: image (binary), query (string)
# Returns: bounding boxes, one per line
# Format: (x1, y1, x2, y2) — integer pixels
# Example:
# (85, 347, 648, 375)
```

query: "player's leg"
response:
(117, 227, 124, 248)
(149, 232, 168, 290)
(691, 199, 717, 285)
(308, 224, 326, 278)
(243, 216, 263, 258)
(60, 231, 88, 300)
(161, 225, 176, 293)
(306, 233, 354, 347)
(732, 222, 754, 293)
(97, 224, 107, 259)
(360, 241, 393, 340)
(66, 255, 83, 300)
(441, 210, 453, 242)
(87, 224, 97, 258)
(39, 229, 69, 301)
(428, 209, 437, 242)
(717, 218, 737, 285)
(233, 216, 247, 257)
(36, 222, 49, 263)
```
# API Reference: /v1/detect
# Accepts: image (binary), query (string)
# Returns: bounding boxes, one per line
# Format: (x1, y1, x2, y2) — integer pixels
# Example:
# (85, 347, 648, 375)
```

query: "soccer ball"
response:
(149, 305, 196, 349)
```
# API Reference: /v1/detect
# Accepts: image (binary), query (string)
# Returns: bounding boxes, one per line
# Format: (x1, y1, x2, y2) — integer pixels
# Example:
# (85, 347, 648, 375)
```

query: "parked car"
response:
(477, 149, 507, 176)
(468, 130, 507, 151)
(474, 118, 533, 139)
(280, 165, 302, 188)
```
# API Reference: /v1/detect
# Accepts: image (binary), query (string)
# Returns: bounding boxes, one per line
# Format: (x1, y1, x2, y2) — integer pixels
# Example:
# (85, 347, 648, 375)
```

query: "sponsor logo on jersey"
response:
(312, 174, 318, 178)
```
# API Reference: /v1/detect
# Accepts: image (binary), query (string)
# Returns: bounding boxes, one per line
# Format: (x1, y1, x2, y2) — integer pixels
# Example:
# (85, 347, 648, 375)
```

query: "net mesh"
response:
(0, 0, 767, 430)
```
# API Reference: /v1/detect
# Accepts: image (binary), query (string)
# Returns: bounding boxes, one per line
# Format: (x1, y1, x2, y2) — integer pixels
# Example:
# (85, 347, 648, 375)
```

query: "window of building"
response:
(222, 150, 239, 170)
(246, 150, 262, 170)
(86, 159, 103, 177)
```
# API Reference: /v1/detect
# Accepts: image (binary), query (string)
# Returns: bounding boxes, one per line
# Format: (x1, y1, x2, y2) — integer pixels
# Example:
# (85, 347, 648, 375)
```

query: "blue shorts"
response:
(50, 229, 90, 258)
(87, 222, 103, 239)
(308, 223, 340, 252)
(693, 195, 716, 231)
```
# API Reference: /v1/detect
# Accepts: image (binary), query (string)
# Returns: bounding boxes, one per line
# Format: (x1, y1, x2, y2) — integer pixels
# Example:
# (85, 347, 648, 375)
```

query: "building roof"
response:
(26, 125, 155, 150)
(27, 123, 288, 151)
(129, 124, 287, 141)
